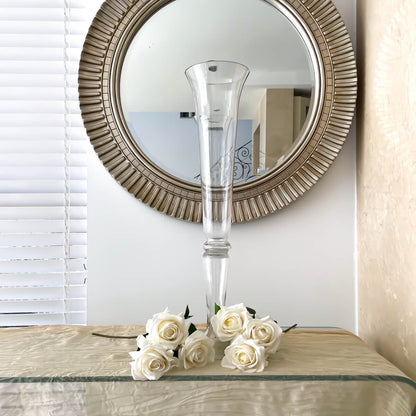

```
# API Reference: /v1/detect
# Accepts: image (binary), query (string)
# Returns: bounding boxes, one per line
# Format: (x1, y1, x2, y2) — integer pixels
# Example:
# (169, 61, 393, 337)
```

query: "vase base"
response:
(206, 326, 229, 359)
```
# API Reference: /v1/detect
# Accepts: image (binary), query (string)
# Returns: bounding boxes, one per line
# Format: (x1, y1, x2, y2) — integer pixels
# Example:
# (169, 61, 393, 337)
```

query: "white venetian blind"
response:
(0, 0, 88, 326)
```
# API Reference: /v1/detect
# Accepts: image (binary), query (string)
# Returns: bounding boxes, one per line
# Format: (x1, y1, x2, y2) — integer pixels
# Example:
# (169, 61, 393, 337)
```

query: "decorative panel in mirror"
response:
(79, 0, 357, 222)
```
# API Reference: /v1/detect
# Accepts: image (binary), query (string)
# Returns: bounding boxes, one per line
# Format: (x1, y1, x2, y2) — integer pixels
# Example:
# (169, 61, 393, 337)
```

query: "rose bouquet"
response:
(211, 303, 296, 372)
(128, 304, 295, 380)
(129, 307, 215, 380)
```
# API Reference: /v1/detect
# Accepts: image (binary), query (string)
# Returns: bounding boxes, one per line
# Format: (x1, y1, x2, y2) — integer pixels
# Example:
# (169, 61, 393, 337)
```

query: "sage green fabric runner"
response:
(0, 326, 415, 415)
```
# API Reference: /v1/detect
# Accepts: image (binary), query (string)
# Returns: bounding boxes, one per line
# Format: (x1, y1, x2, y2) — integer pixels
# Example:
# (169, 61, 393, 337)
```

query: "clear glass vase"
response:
(185, 61, 249, 337)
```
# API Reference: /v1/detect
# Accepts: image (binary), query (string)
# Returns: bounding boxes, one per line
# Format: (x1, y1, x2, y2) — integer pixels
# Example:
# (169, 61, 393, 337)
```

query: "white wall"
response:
(87, 0, 357, 331)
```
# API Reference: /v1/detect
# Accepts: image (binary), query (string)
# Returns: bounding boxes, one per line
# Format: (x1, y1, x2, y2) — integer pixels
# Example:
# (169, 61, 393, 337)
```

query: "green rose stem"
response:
(283, 323, 298, 333)
(91, 333, 137, 339)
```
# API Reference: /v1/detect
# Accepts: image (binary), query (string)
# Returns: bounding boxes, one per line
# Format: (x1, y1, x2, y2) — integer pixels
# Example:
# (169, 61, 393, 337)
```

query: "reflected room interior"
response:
(119, 0, 316, 185)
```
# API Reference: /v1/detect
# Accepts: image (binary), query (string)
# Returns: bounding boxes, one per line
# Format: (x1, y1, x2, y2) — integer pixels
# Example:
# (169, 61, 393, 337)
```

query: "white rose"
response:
(179, 330, 215, 370)
(243, 316, 283, 355)
(210, 303, 250, 341)
(221, 335, 267, 372)
(146, 308, 189, 350)
(129, 344, 178, 381)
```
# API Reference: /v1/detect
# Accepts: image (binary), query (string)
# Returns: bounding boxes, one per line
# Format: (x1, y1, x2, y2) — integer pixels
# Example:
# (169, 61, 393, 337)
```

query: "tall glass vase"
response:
(185, 60, 249, 337)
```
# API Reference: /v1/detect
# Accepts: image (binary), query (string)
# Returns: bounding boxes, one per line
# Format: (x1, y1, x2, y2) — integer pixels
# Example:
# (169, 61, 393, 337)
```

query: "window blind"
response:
(0, 0, 88, 325)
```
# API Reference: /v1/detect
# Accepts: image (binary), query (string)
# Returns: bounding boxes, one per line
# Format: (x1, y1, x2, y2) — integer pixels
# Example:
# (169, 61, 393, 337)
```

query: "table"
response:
(0, 325, 415, 415)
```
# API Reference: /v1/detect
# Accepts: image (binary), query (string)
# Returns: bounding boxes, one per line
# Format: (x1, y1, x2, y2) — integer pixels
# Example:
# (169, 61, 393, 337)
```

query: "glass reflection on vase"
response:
(185, 60, 249, 342)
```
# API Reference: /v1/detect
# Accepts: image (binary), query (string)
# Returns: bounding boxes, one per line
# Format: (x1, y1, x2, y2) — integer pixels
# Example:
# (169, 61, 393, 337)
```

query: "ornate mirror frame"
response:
(79, 0, 357, 223)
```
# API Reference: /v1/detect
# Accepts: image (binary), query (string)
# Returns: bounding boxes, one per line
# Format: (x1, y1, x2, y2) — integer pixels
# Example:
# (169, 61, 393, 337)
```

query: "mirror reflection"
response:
(120, 0, 315, 184)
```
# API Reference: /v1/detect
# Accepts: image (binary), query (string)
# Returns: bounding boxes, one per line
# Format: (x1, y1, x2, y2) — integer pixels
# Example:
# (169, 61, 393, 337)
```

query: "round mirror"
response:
(79, 0, 357, 222)
(119, 0, 316, 185)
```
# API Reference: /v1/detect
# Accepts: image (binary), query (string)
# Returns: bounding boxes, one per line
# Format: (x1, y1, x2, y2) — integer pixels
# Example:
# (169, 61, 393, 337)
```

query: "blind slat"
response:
(0, 100, 82, 114)
(0, 180, 86, 194)
(0, 61, 80, 74)
(0, 311, 85, 327)
(0, 140, 86, 152)
(0, 20, 89, 35)
(0, 8, 86, 22)
(0, 207, 86, 220)
(0, 88, 80, 97)
(0, 244, 86, 260)
(0, 34, 85, 48)
(0, 155, 87, 168)
(0, 47, 82, 61)
(0, 219, 86, 233)
(0, 194, 87, 207)
(0, 258, 86, 274)
(0, 298, 86, 313)
(0, 166, 87, 180)
(0, 111, 82, 122)
(0, 74, 79, 87)
(0, 272, 87, 287)
(0, 232, 87, 247)
(0, 285, 86, 300)
(0, 127, 86, 141)
(0, 1, 86, 8)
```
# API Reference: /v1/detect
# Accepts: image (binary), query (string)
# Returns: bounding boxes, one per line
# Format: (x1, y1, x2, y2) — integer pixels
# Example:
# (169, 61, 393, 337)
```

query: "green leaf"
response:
(246, 306, 256, 318)
(283, 323, 298, 333)
(188, 323, 197, 335)
(215, 304, 221, 315)
(136, 332, 149, 350)
(184, 305, 193, 319)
